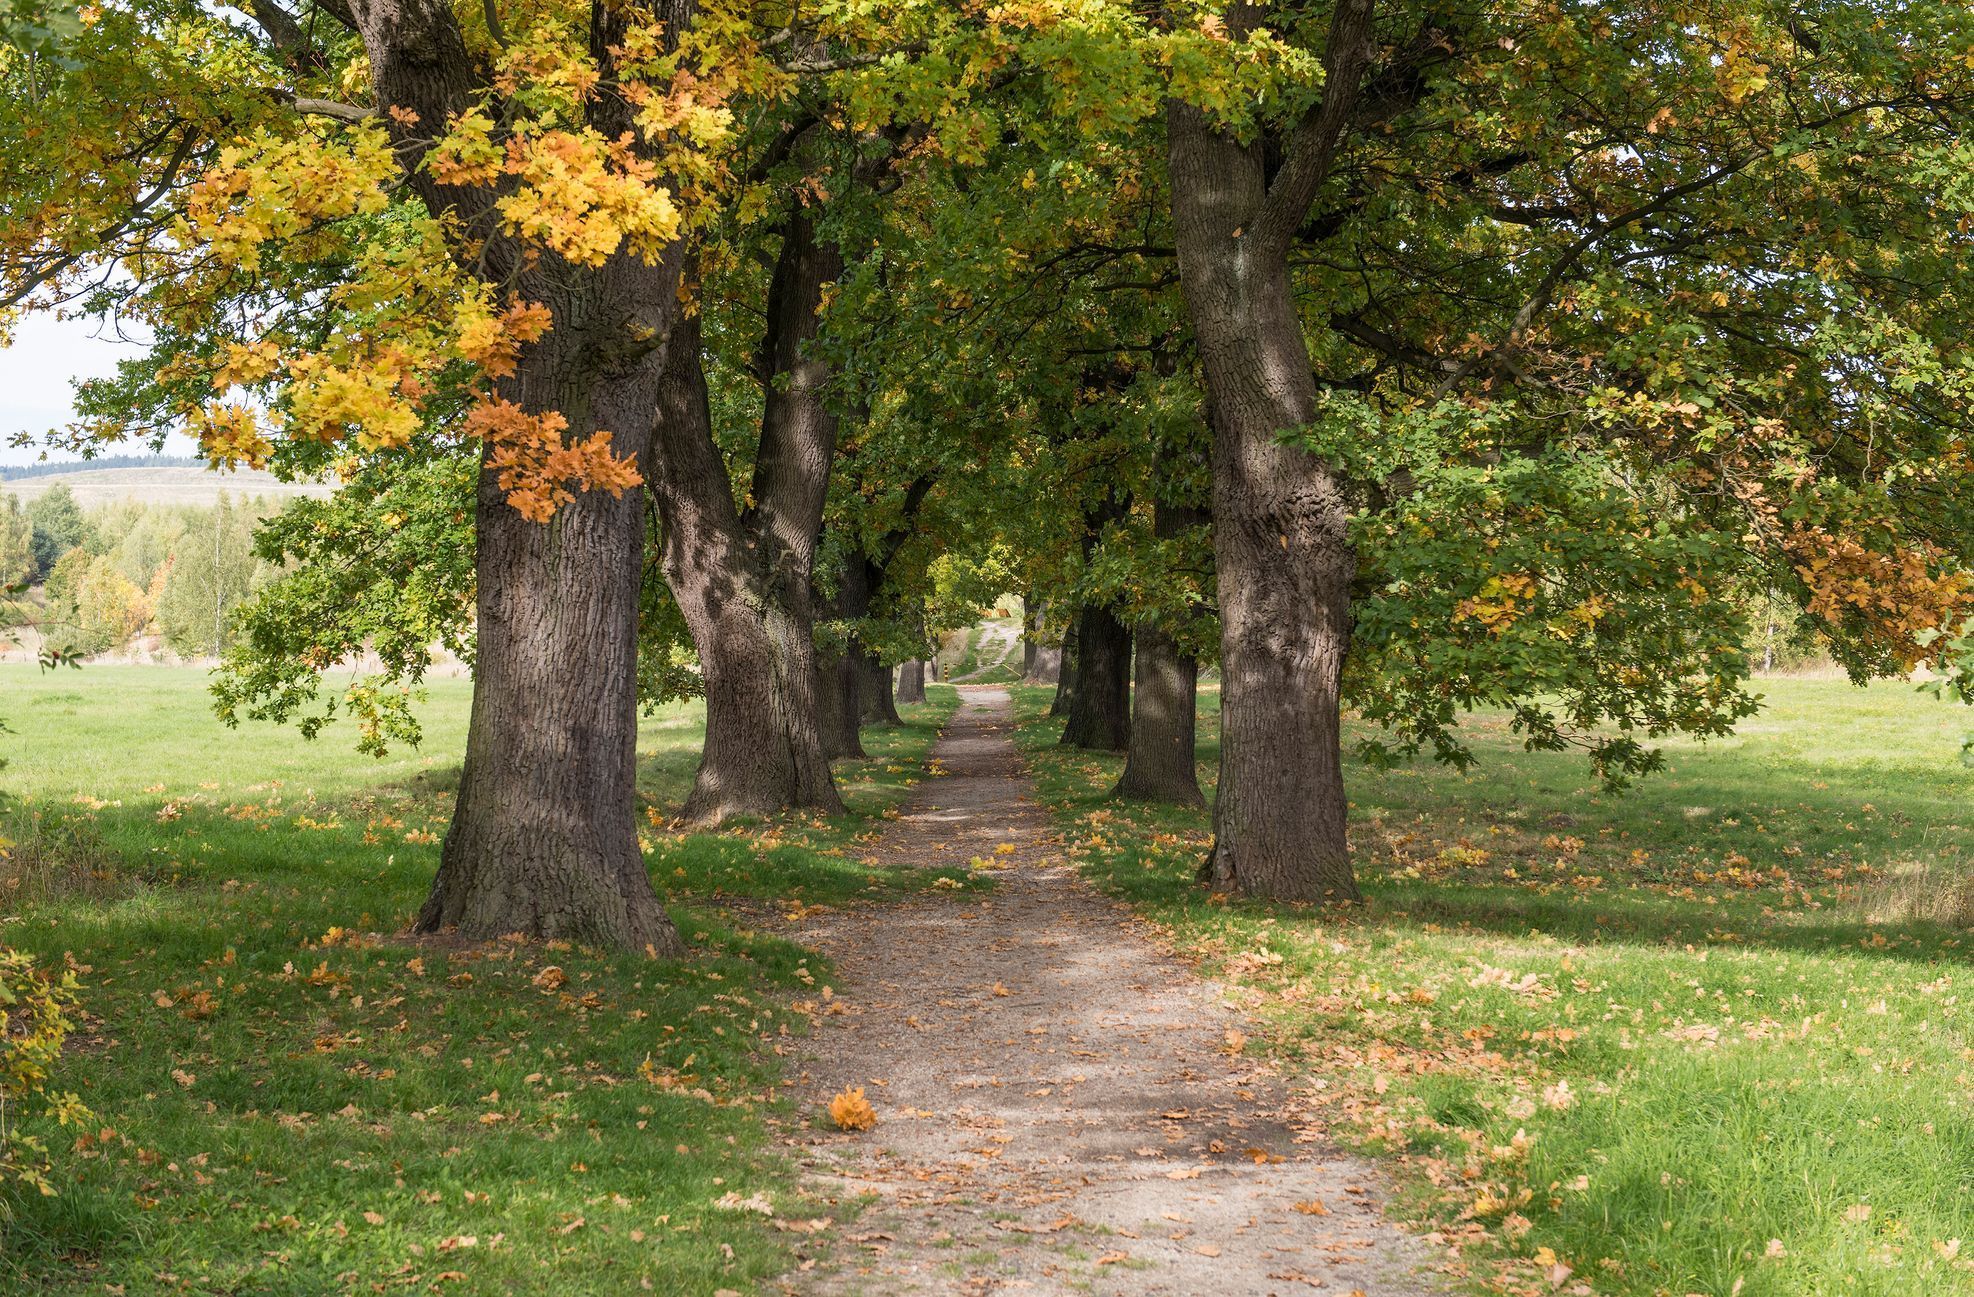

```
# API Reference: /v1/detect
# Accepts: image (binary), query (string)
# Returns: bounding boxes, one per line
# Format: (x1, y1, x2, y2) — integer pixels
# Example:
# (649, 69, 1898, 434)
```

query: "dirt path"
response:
(771, 688, 1436, 1295)
(952, 623, 1018, 682)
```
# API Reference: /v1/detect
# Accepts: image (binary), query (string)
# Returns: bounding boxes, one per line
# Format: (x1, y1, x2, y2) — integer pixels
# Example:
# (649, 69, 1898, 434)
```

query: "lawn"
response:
(0, 665, 962, 1294)
(1013, 675, 1974, 1297)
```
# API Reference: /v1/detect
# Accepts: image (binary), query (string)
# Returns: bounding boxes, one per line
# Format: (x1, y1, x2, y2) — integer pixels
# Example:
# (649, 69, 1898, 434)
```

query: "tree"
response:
(1151, 1, 1974, 900)
(0, 495, 34, 587)
(25, 483, 89, 577)
(1, 0, 732, 950)
(154, 497, 268, 657)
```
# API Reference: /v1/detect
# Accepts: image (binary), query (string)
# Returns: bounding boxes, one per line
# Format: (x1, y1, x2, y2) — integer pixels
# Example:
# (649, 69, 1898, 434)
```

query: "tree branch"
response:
(1252, 0, 1378, 255)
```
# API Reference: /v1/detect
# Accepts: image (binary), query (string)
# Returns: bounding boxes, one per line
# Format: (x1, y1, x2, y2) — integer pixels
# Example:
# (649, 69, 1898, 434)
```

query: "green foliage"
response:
(0, 497, 33, 589)
(214, 454, 476, 756)
(0, 946, 89, 1206)
(1314, 400, 1760, 783)
(24, 485, 89, 578)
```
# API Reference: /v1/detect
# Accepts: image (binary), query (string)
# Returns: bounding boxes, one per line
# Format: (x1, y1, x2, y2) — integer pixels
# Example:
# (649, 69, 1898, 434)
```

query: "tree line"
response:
(6, 0, 1973, 952)
(0, 484, 281, 658)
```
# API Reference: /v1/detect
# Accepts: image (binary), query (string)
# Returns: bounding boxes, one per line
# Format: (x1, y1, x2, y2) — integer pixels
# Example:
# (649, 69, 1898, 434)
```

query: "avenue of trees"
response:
(6, 1, 1974, 949)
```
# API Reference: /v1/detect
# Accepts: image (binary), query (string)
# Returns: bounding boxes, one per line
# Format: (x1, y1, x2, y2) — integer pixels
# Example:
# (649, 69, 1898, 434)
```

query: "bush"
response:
(0, 948, 89, 1201)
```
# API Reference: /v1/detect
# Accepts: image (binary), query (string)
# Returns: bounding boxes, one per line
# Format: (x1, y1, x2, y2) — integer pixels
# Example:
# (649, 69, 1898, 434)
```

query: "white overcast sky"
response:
(0, 312, 198, 466)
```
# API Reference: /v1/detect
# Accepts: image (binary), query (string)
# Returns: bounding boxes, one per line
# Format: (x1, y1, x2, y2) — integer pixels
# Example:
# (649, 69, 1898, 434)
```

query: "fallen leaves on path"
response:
(828, 1087, 876, 1131)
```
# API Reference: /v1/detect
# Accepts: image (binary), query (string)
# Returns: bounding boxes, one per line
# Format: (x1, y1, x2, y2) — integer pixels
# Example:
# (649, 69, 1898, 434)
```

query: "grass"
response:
(1012, 676, 1974, 1297)
(0, 665, 961, 1294)
(938, 614, 1022, 685)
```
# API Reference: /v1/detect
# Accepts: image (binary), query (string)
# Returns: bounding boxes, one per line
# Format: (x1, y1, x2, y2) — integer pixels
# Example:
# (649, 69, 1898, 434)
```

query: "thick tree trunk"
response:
(1170, 94, 1361, 902)
(419, 325, 683, 953)
(649, 312, 841, 823)
(817, 646, 864, 757)
(896, 658, 927, 704)
(361, 0, 700, 952)
(1059, 603, 1131, 751)
(1114, 623, 1202, 805)
(859, 652, 902, 724)
(1048, 620, 1079, 717)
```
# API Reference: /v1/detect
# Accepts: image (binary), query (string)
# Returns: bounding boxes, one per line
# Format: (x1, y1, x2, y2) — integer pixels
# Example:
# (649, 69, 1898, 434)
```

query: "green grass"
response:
(938, 615, 1021, 684)
(0, 665, 961, 1294)
(1012, 676, 1974, 1297)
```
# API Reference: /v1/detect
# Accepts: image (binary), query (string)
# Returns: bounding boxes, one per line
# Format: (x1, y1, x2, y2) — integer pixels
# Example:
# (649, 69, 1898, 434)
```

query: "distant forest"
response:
(0, 455, 204, 481)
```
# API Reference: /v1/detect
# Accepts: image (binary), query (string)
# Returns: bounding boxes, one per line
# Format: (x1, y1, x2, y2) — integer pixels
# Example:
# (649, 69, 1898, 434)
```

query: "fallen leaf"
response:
(829, 1087, 877, 1132)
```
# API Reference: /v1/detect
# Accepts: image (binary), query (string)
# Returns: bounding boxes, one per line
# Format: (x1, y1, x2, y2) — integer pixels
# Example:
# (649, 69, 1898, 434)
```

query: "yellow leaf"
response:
(829, 1087, 876, 1132)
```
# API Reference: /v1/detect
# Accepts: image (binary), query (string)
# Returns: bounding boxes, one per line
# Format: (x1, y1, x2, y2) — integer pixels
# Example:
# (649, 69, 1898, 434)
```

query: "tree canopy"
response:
(7, 0, 1974, 925)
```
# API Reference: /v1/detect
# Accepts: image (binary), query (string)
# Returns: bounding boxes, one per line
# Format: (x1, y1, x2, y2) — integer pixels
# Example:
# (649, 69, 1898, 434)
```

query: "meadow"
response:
(0, 665, 963, 1294)
(1013, 676, 1974, 1297)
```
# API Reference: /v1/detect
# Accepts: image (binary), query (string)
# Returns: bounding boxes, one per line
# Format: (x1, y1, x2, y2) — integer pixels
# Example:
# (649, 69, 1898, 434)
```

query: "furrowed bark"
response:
(1167, 0, 1372, 901)
(1115, 501, 1205, 805)
(895, 658, 927, 703)
(1048, 619, 1080, 718)
(1058, 601, 1132, 751)
(358, 0, 696, 951)
(860, 650, 902, 725)
(1023, 596, 1062, 684)
(650, 311, 842, 823)
(422, 407, 682, 952)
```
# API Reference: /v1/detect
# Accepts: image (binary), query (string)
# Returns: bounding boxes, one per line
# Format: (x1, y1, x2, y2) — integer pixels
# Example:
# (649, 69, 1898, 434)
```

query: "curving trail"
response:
(772, 687, 1437, 1295)
(951, 622, 1019, 682)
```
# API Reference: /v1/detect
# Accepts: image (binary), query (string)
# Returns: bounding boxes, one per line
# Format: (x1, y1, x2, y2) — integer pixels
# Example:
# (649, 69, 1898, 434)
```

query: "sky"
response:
(0, 310, 198, 466)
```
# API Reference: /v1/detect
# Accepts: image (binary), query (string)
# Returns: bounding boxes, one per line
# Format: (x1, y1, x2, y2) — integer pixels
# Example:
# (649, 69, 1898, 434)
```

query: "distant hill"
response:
(0, 454, 204, 481)
(0, 464, 335, 508)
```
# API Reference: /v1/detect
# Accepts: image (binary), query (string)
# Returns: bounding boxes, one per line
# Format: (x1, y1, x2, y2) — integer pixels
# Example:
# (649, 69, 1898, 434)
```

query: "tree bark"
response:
(895, 658, 927, 704)
(817, 645, 864, 757)
(1021, 596, 1039, 678)
(421, 421, 682, 952)
(1058, 602, 1131, 751)
(1048, 620, 1079, 717)
(1023, 597, 1062, 684)
(1168, 60, 1368, 900)
(1114, 622, 1202, 805)
(1114, 499, 1205, 805)
(860, 651, 902, 724)
(358, 0, 695, 951)
(649, 310, 842, 823)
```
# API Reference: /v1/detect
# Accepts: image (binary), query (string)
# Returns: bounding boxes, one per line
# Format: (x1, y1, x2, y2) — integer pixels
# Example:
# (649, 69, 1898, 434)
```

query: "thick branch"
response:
(1252, 0, 1378, 255)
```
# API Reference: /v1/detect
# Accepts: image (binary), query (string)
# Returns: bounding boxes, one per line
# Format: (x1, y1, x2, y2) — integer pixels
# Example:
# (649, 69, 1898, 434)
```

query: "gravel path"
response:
(771, 687, 1436, 1295)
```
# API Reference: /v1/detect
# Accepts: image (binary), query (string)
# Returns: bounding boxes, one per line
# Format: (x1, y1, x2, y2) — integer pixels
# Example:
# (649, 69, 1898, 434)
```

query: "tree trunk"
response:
(649, 311, 841, 823)
(1114, 622, 1202, 805)
(360, 0, 701, 951)
(419, 319, 683, 954)
(859, 651, 901, 724)
(896, 658, 926, 704)
(1022, 596, 1040, 678)
(1117, 495, 1207, 803)
(1024, 597, 1062, 684)
(1059, 603, 1131, 751)
(817, 646, 864, 757)
(1048, 620, 1079, 717)
(1169, 95, 1360, 902)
